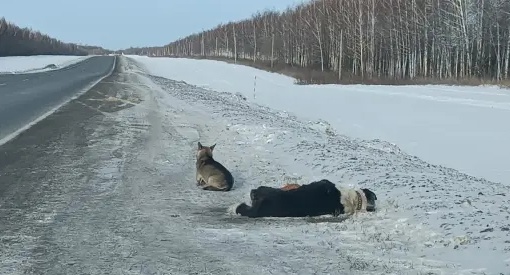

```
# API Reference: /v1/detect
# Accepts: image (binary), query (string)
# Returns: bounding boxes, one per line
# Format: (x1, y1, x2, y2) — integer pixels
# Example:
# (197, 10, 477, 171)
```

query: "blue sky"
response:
(1, 0, 308, 50)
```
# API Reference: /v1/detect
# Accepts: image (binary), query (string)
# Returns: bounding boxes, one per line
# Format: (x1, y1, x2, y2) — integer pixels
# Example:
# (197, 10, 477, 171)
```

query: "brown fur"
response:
(280, 183, 301, 191)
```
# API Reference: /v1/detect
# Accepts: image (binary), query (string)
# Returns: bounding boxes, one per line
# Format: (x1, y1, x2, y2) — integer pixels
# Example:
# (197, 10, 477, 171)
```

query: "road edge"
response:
(0, 56, 118, 147)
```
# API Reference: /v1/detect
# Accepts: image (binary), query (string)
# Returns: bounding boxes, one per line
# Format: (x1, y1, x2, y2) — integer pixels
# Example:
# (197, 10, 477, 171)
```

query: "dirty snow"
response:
(114, 56, 510, 274)
(0, 55, 91, 74)
(128, 56, 510, 186)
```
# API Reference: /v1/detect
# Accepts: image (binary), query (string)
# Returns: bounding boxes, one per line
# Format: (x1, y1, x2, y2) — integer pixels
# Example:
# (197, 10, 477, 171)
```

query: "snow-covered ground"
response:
(117, 56, 510, 274)
(129, 56, 510, 186)
(0, 55, 91, 74)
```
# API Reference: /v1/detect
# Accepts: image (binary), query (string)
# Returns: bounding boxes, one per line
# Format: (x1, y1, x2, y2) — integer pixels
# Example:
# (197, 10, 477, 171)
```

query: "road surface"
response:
(0, 56, 235, 275)
(0, 56, 115, 145)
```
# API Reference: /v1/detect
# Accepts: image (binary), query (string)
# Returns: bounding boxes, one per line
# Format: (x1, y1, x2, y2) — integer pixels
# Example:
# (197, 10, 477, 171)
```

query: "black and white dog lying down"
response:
(234, 179, 377, 218)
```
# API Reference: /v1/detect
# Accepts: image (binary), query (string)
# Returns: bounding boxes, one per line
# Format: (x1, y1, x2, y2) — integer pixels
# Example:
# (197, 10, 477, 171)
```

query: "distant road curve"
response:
(0, 56, 116, 146)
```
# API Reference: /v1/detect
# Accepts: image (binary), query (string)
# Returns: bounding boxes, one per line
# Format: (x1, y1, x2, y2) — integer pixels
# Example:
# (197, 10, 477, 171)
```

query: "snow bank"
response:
(134, 66, 510, 274)
(129, 55, 510, 186)
(0, 55, 91, 74)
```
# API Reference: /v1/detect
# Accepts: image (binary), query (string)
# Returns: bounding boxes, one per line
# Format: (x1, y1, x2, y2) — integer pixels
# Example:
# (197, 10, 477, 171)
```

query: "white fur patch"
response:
(227, 203, 244, 216)
(336, 185, 368, 215)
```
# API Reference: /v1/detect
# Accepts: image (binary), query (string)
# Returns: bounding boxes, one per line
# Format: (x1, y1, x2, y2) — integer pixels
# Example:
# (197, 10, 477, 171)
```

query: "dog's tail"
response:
(202, 185, 231, 192)
(234, 203, 258, 217)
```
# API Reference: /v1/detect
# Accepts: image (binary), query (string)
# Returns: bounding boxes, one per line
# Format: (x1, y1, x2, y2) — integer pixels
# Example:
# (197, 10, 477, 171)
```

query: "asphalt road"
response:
(0, 57, 233, 274)
(0, 56, 116, 144)
(0, 57, 145, 274)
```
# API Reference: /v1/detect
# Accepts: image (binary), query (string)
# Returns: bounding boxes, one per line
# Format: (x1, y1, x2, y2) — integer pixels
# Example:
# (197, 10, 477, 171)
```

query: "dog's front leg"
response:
(197, 177, 207, 186)
(333, 209, 342, 217)
(196, 173, 204, 186)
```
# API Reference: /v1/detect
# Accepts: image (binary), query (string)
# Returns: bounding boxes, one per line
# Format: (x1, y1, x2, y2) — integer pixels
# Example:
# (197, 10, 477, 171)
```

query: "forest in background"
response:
(121, 0, 510, 85)
(0, 17, 110, 57)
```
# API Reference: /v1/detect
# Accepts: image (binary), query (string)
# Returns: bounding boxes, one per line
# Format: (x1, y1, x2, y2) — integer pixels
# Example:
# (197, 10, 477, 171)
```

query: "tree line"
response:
(0, 17, 110, 57)
(122, 0, 510, 84)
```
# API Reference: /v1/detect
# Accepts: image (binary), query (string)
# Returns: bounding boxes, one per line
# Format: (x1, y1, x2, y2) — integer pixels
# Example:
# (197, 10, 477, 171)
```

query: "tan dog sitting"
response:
(195, 142, 234, 191)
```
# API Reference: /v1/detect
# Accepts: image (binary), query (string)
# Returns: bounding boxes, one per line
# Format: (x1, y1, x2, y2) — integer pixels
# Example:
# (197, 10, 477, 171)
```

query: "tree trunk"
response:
(271, 31, 275, 68)
(215, 37, 218, 56)
(339, 29, 343, 80)
(358, 0, 364, 78)
(233, 24, 237, 63)
(505, 27, 510, 79)
(253, 21, 257, 63)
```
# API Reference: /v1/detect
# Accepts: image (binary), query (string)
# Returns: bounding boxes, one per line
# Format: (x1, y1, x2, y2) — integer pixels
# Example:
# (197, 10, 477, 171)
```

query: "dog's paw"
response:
(196, 178, 206, 186)
(227, 203, 244, 216)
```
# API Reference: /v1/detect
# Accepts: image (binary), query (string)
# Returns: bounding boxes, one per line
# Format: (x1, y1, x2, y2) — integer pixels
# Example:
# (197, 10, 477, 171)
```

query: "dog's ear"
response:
(198, 142, 203, 149)
(210, 144, 216, 151)
(362, 188, 377, 200)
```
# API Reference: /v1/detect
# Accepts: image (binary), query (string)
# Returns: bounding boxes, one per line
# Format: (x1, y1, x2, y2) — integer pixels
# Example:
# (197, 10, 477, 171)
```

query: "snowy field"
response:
(129, 56, 510, 186)
(118, 56, 510, 274)
(0, 55, 91, 74)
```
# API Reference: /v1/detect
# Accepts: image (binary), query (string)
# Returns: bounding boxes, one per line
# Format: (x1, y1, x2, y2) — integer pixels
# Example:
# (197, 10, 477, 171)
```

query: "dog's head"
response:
(361, 188, 377, 212)
(196, 142, 215, 160)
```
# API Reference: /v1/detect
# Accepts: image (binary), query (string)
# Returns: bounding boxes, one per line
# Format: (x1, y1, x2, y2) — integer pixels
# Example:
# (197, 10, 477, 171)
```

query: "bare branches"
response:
(128, 0, 510, 83)
(0, 17, 109, 56)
